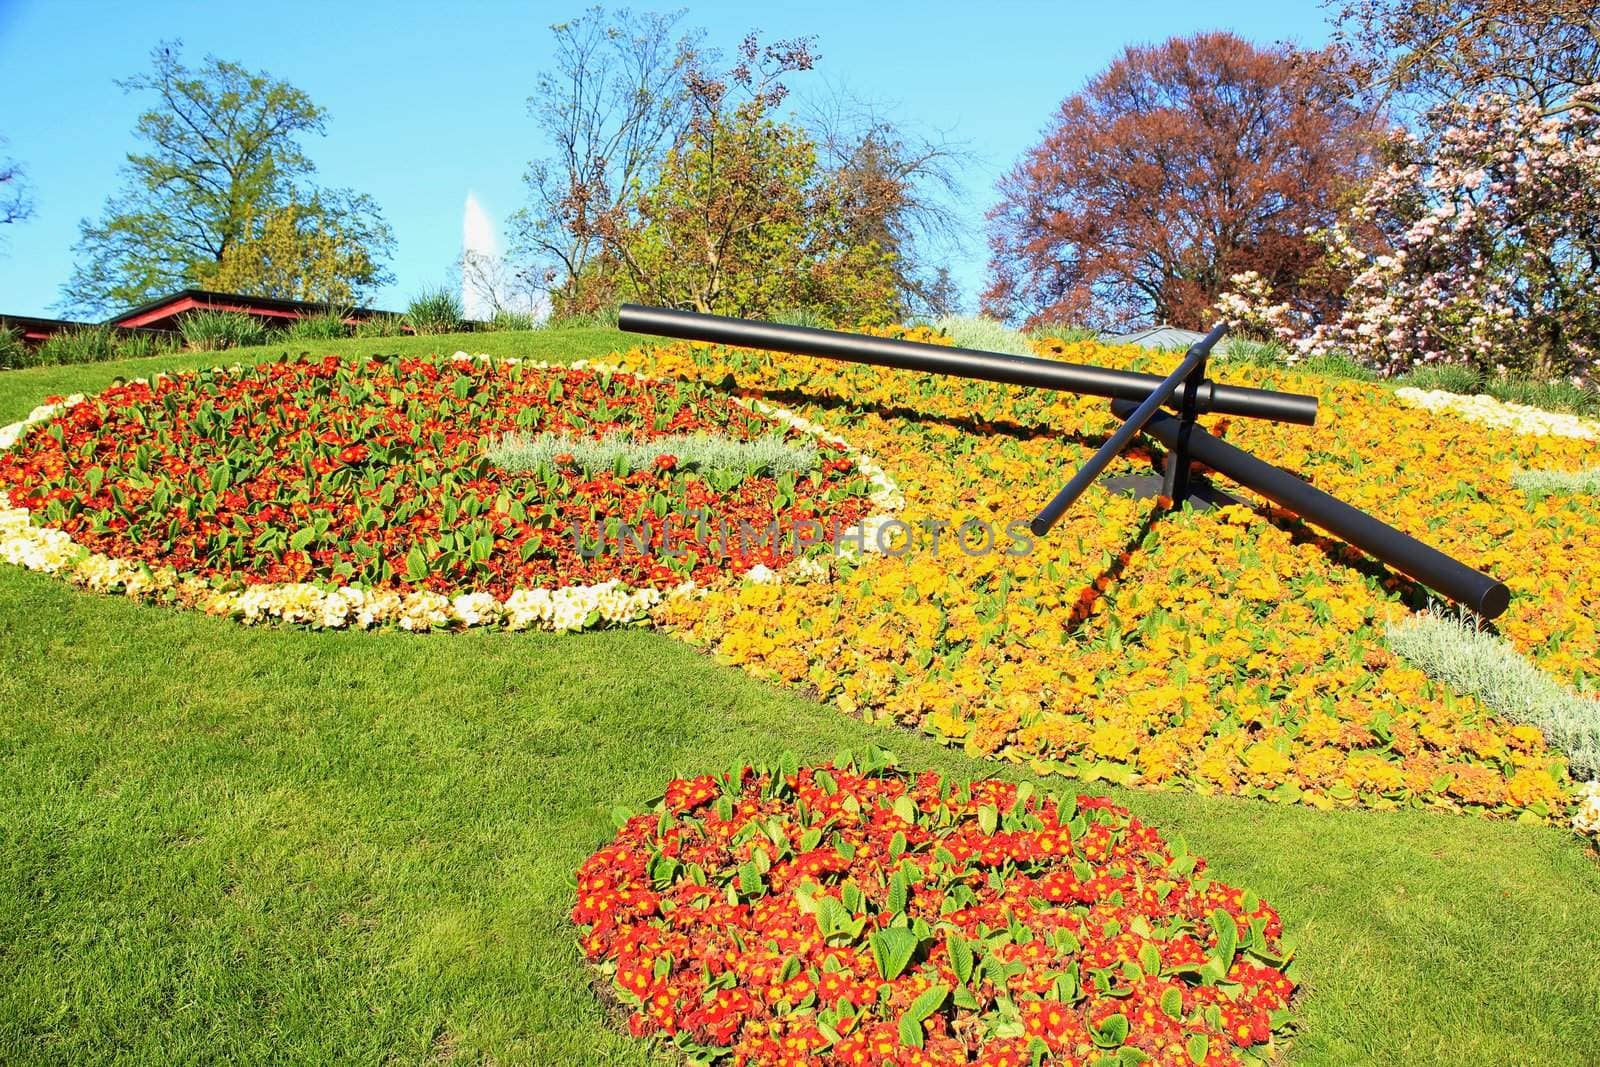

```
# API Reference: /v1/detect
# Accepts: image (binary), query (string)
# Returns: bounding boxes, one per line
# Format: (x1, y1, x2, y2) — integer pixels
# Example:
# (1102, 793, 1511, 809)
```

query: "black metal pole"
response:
(1110, 401, 1510, 618)
(619, 304, 1318, 425)
(1031, 324, 1226, 535)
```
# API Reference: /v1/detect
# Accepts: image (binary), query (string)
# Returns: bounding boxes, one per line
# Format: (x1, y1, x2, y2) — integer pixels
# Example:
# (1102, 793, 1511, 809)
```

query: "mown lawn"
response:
(2, 333, 1598, 1065)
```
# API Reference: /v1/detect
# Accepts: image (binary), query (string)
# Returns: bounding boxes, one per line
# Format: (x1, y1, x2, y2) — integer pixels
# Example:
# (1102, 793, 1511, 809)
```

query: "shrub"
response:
(1404, 363, 1482, 395)
(37, 326, 121, 365)
(1294, 351, 1377, 382)
(0, 324, 26, 370)
(353, 312, 408, 338)
(925, 314, 1034, 356)
(1486, 376, 1600, 419)
(282, 308, 352, 341)
(549, 304, 620, 330)
(405, 287, 463, 335)
(483, 309, 541, 332)
(113, 331, 179, 360)
(768, 306, 831, 329)
(178, 310, 266, 351)
(1398, 364, 1599, 417)
(1218, 336, 1289, 365)
(488, 430, 818, 478)
(1025, 320, 1099, 343)
(1386, 609, 1600, 780)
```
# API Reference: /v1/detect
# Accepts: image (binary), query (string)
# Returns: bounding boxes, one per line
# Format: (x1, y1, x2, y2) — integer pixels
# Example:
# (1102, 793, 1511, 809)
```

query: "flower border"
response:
(0, 353, 902, 633)
(1394, 387, 1599, 440)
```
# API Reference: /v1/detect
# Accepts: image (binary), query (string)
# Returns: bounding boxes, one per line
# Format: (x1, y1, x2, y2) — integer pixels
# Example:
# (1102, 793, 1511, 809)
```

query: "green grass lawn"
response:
(2, 332, 1599, 1065)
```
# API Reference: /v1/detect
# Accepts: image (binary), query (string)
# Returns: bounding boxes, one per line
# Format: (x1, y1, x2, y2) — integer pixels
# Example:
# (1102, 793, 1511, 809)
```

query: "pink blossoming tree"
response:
(1220, 84, 1600, 381)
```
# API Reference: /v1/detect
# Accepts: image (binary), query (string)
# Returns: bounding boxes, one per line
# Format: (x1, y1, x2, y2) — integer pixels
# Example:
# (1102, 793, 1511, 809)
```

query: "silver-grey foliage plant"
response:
(487, 431, 819, 478)
(1385, 608, 1600, 780)
(1511, 467, 1600, 497)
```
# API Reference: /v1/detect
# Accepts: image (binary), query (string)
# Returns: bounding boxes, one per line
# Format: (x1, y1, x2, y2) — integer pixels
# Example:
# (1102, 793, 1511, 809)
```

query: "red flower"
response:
(572, 755, 1299, 1065)
(0, 355, 875, 600)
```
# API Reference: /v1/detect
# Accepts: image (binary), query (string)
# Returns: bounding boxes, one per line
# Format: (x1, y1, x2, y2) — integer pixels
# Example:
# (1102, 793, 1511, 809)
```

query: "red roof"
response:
(108, 289, 393, 331)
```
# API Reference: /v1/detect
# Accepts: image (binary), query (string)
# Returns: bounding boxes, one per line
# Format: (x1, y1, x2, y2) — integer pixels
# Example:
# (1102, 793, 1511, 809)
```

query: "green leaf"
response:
(906, 982, 948, 1022)
(869, 927, 919, 981)
(1187, 1034, 1209, 1064)
(403, 545, 429, 582)
(897, 1012, 924, 1049)
(738, 862, 764, 898)
(1092, 1012, 1129, 1048)
(892, 794, 918, 825)
(1208, 909, 1239, 975)
(885, 870, 909, 915)
(814, 896, 849, 940)
(1161, 986, 1183, 1019)
(946, 932, 974, 985)
(289, 525, 316, 552)
(977, 803, 998, 836)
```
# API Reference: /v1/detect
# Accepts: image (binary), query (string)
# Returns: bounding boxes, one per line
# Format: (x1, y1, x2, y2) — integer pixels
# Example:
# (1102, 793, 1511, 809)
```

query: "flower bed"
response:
(620, 334, 1592, 824)
(1394, 387, 1599, 441)
(3, 334, 1595, 827)
(575, 751, 1298, 1066)
(0, 354, 895, 630)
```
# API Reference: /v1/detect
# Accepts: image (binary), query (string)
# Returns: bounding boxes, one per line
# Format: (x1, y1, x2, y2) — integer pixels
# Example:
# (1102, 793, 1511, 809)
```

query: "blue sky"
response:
(0, 0, 1330, 319)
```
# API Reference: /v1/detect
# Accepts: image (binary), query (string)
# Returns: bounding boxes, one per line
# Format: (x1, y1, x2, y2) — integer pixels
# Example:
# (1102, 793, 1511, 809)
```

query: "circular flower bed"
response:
(0, 354, 896, 630)
(574, 751, 1297, 1066)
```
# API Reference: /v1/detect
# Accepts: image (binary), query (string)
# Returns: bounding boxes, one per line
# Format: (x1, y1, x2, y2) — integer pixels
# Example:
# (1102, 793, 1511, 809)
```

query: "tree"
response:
(606, 35, 898, 323)
(197, 191, 394, 305)
(803, 91, 974, 317)
(0, 138, 32, 232)
(1225, 86, 1600, 380)
(60, 42, 392, 316)
(1327, 0, 1600, 116)
(508, 7, 703, 317)
(459, 249, 548, 318)
(983, 32, 1381, 332)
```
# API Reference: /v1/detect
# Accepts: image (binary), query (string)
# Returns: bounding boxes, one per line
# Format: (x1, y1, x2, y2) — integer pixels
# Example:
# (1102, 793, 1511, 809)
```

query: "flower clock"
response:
(0, 353, 899, 631)
(574, 750, 1298, 1066)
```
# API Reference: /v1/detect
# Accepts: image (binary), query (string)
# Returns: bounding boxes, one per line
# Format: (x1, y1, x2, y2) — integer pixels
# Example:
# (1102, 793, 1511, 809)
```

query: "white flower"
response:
(451, 591, 502, 627)
(1394, 388, 1599, 440)
(1574, 780, 1600, 838)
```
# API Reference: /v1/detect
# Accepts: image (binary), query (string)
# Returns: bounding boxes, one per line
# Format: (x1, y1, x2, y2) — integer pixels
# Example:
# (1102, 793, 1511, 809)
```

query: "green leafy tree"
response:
(60, 42, 391, 316)
(197, 191, 393, 305)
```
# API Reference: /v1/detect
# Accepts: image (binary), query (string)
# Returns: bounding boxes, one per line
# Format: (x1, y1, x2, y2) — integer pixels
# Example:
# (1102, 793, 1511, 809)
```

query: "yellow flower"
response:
(1243, 742, 1293, 778)
(1089, 722, 1137, 762)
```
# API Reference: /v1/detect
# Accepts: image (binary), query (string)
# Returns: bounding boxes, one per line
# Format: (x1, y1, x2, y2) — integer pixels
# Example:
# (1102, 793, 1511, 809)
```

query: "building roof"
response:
(0, 312, 86, 340)
(1102, 324, 1210, 350)
(109, 288, 392, 329)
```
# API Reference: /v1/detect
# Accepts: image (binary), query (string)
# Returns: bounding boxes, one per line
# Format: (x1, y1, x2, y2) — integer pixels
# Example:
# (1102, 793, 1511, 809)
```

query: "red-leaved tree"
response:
(983, 32, 1382, 331)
